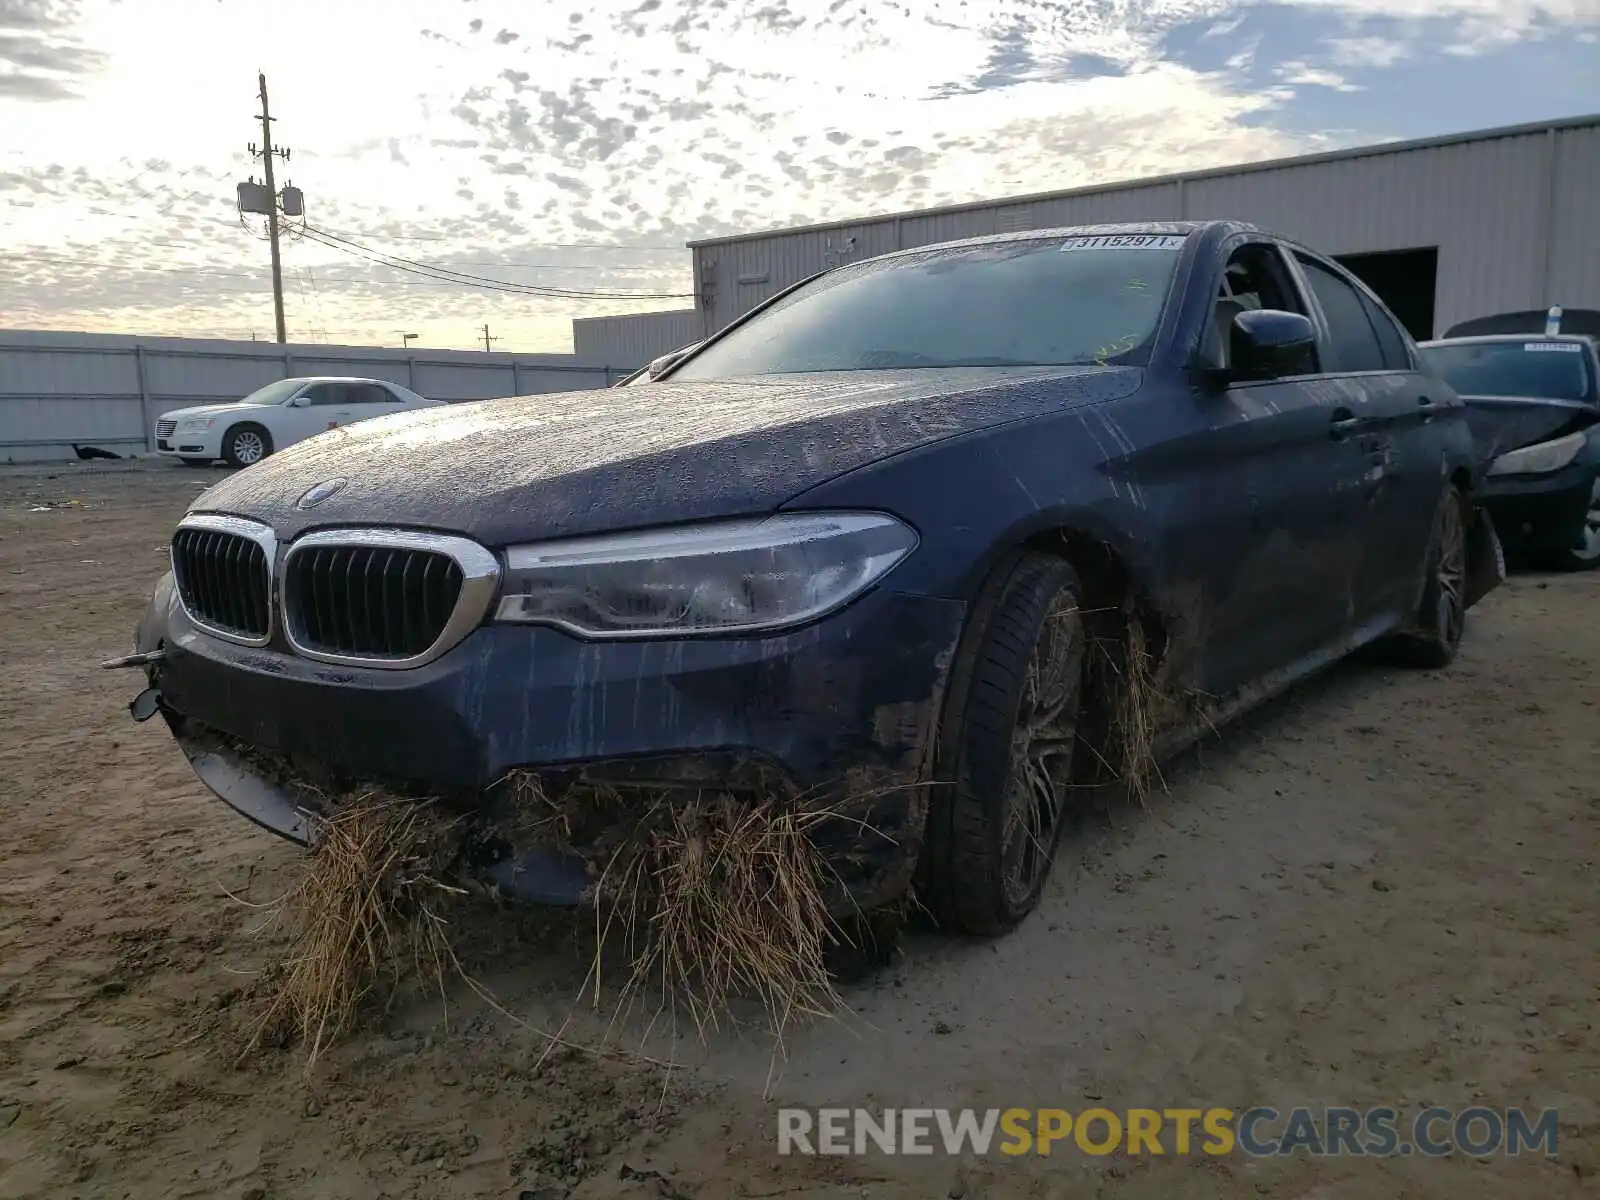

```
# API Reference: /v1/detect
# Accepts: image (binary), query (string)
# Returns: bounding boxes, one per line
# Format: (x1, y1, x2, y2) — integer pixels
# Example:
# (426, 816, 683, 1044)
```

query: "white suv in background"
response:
(154, 377, 444, 467)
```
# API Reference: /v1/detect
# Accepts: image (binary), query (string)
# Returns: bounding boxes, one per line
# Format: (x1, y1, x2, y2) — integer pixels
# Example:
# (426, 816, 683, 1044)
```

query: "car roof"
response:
(1442, 308, 1600, 339)
(858, 219, 1266, 264)
(1418, 333, 1596, 348)
(281, 376, 402, 387)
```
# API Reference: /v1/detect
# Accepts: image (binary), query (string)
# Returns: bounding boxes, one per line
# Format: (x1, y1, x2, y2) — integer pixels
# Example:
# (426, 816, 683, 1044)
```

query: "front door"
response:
(1187, 239, 1372, 693)
(288, 381, 357, 443)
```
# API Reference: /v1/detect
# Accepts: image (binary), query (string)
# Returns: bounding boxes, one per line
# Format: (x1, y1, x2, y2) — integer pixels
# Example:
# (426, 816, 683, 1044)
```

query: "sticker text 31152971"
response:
(1059, 234, 1189, 252)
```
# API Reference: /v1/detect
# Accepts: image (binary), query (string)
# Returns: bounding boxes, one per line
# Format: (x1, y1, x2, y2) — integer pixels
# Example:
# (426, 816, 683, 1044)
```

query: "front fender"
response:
(135, 571, 177, 655)
(1464, 505, 1506, 611)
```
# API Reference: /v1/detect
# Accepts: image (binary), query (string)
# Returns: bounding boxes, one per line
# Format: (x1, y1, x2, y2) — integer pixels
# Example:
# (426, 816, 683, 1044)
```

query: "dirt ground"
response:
(1, 461, 1596, 1200)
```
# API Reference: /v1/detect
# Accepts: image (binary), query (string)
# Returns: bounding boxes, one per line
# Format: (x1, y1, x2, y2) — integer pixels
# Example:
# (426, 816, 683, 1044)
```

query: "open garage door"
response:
(1335, 247, 1439, 342)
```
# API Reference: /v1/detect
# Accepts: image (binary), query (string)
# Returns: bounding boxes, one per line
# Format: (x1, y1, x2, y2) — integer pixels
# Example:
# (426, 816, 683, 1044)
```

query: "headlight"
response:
(1487, 430, 1587, 476)
(494, 511, 918, 639)
(179, 417, 216, 431)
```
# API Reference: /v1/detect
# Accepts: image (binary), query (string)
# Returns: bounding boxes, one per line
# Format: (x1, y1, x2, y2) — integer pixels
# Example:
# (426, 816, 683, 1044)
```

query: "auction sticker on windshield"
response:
(1524, 342, 1582, 352)
(1060, 234, 1188, 251)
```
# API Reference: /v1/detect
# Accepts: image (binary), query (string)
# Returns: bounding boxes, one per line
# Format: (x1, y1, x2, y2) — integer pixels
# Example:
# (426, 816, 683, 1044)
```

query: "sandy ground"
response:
(1, 461, 1596, 1200)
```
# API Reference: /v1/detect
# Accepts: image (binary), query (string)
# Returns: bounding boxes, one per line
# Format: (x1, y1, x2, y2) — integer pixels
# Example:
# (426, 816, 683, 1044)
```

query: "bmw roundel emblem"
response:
(296, 477, 348, 510)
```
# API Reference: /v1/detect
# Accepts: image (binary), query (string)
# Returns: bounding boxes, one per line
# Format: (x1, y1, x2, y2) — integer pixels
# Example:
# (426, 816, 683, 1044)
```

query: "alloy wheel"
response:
(1434, 490, 1466, 649)
(1000, 597, 1083, 909)
(1572, 478, 1600, 562)
(231, 430, 266, 465)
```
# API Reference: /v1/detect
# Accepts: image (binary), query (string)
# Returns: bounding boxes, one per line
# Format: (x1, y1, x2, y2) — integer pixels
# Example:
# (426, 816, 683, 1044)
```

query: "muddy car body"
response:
(120, 220, 1506, 935)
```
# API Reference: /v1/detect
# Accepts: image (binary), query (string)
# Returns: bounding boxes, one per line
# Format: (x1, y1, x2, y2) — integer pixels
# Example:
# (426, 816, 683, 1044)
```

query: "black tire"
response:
(1384, 483, 1469, 669)
(919, 551, 1087, 936)
(221, 422, 273, 468)
(1546, 477, 1600, 572)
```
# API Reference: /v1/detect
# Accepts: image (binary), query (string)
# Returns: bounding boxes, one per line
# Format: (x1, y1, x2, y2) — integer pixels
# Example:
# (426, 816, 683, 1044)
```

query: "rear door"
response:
(341, 382, 407, 426)
(1288, 250, 1448, 623)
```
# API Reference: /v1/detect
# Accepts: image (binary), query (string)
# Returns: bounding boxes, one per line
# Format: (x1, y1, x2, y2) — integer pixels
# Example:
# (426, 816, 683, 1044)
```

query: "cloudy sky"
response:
(1, 0, 1596, 354)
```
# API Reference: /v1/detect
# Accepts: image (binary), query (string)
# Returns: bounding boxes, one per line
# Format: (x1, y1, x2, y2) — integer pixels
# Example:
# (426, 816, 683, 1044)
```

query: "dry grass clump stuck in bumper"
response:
(242, 766, 877, 1071)
(247, 790, 467, 1069)
(588, 789, 849, 1044)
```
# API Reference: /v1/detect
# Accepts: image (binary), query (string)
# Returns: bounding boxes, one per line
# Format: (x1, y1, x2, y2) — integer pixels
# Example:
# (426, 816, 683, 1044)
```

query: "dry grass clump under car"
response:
(238, 760, 911, 1072)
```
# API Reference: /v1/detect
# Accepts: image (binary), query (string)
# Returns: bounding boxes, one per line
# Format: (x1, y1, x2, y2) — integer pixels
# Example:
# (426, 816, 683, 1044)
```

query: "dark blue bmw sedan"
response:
(116, 221, 1506, 936)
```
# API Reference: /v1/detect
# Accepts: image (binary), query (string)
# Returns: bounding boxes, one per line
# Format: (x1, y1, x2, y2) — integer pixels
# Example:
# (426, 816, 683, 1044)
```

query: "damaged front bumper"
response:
(120, 572, 965, 915)
(1476, 462, 1596, 554)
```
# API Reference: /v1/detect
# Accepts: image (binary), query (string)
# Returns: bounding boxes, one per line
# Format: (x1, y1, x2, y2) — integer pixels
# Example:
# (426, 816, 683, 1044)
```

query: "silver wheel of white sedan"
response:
(223, 424, 272, 468)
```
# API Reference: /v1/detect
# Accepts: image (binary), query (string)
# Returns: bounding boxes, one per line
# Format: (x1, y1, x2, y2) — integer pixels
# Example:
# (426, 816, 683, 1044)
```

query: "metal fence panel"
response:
(0, 329, 626, 462)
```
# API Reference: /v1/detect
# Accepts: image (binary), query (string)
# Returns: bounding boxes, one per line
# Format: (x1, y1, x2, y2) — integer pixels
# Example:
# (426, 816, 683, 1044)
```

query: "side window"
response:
(301, 383, 345, 406)
(350, 383, 396, 405)
(1358, 291, 1413, 371)
(1207, 242, 1313, 371)
(1293, 254, 1386, 373)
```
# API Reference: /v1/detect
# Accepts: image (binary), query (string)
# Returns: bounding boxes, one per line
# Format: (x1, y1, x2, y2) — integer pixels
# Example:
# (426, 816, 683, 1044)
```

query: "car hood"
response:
(1459, 393, 1600, 463)
(163, 402, 268, 421)
(190, 366, 1142, 545)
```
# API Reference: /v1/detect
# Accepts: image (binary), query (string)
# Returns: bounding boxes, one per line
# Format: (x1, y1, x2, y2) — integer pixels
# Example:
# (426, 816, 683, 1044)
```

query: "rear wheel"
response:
(1384, 483, 1469, 669)
(920, 552, 1087, 936)
(222, 423, 272, 468)
(1549, 476, 1600, 572)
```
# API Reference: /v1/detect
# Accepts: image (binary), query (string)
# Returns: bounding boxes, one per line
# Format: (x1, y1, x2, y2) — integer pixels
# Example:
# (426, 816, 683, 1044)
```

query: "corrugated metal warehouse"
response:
(614, 113, 1597, 349)
(571, 309, 701, 368)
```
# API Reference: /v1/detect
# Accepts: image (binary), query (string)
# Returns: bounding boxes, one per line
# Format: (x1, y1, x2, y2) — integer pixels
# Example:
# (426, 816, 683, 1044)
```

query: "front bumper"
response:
(129, 576, 965, 913)
(155, 429, 222, 459)
(1477, 461, 1595, 551)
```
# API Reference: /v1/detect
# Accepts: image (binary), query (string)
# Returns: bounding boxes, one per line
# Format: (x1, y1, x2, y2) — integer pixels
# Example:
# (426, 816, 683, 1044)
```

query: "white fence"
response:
(0, 329, 629, 463)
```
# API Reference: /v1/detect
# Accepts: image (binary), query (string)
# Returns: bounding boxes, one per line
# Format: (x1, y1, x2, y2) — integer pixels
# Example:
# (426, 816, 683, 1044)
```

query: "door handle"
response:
(1329, 408, 1362, 439)
(1417, 394, 1435, 421)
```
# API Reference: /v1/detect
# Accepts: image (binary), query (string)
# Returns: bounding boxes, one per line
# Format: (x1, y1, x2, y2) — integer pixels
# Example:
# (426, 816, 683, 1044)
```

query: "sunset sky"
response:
(2, 0, 1596, 353)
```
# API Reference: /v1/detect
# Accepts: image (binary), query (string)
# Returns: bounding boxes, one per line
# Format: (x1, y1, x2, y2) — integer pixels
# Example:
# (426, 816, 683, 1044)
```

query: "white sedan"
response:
(153, 376, 445, 467)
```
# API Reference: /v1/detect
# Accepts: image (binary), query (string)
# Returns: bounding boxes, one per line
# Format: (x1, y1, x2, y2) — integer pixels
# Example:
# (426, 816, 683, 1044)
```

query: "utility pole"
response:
(481, 324, 499, 353)
(256, 73, 287, 344)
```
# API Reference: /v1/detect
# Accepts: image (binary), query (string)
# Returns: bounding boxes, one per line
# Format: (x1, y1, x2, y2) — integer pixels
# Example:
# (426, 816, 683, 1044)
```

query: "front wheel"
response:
(1548, 476, 1600, 572)
(920, 552, 1087, 936)
(1384, 483, 1469, 669)
(221, 422, 272, 468)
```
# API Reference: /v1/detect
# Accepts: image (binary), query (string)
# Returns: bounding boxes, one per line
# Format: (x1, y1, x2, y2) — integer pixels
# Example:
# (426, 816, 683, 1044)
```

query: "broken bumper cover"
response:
(129, 574, 965, 912)
(1476, 462, 1596, 552)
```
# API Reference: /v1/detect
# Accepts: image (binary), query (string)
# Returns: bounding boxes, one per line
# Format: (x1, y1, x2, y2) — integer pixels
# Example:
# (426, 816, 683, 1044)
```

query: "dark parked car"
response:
(115, 220, 1506, 937)
(1419, 319, 1600, 570)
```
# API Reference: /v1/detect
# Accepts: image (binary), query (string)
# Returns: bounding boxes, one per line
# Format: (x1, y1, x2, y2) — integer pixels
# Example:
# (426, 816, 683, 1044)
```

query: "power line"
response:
(296, 223, 694, 301)
(310, 222, 683, 250)
(0, 251, 266, 279)
(299, 223, 685, 297)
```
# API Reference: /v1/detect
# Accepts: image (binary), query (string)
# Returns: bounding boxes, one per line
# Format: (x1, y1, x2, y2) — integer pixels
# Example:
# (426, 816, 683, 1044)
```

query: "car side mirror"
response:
(289, 395, 311, 407)
(1230, 309, 1317, 381)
